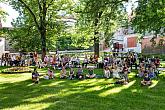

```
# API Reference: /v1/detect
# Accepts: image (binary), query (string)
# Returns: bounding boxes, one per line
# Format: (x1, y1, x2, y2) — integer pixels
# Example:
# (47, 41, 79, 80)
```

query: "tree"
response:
(131, 0, 165, 36)
(0, 7, 8, 36)
(7, 0, 73, 61)
(75, 0, 128, 57)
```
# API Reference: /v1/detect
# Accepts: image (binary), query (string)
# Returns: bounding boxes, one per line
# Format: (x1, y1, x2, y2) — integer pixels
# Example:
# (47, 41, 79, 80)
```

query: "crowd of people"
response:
(0, 51, 161, 86)
(137, 56, 160, 86)
(0, 52, 38, 66)
(30, 52, 161, 86)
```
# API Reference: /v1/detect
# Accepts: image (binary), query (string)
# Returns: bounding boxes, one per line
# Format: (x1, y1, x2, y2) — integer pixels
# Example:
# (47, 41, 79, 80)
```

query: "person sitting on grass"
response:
(60, 67, 67, 79)
(76, 67, 84, 80)
(44, 56, 48, 67)
(37, 59, 45, 68)
(141, 73, 152, 86)
(148, 67, 156, 79)
(112, 74, 128, 85)
(86, 67, 96, 79)
(48, 68, 55, 79)
(32, 68, 40, 84)
(112, 65, 120, 79)
(154, 57, 160, 68)
(69, 67, 75, 80)
(136, 67, 145, 78)
(104, 66, 111, 78)
(57, 61, 63, 70)
(122, 64, 129, 82)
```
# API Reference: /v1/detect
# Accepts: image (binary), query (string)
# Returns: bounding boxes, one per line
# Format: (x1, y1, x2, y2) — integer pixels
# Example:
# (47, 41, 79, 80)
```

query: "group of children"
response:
(32, 66, 97, 84)
(32, 53, 160, 86)
(137, 57, 160, 86)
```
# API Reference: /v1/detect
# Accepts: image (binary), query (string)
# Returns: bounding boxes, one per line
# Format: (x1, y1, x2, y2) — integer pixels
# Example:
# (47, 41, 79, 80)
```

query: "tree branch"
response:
(38, 0, 42, 13)
(47, 0, 55, 9)
(42, 0, 47, 28)
(18, 0, 40, 30)
(26, 25, 33, 36)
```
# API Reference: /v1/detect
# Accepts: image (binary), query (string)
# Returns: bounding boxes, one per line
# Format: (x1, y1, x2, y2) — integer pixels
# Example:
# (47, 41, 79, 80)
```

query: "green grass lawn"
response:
(0, 66, 165, 110)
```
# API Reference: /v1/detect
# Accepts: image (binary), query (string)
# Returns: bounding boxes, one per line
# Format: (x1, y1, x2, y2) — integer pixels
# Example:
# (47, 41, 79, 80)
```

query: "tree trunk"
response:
(94, 31, 99, 57)
(93, 12, 102, 57)
(41, 29, 46, 61)
(40, 0, 47, 62)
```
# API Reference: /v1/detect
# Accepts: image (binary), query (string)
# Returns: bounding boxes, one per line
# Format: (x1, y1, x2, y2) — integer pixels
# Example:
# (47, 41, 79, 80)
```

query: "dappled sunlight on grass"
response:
(0, 84, 8, 90)
(23, 94, 55, 103)
(41, 80, 66, 87)
(73, 79, 98, 86)
(0, 73, 31, 83)
(131, 89, 143, 93)
(149, 80, 159, 89)
(1, 67, 165, 110)
(27, 83, 35, 87)
(83, 86, 102, 93)
(73, 78, 115, 87)
(58, 89, 81, 97)
(159, 72, 165, 78)
(128, 72, 136, 79)
(87, 79, 106, 86)
(131, 89, 137, 93)
(99, 80, 136, 97)
(3, 103, 52, 110)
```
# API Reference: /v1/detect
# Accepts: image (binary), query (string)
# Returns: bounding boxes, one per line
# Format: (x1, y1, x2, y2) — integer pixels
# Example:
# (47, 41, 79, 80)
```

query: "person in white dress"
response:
(112, 65, 120, 78)
(104, 66, 111, 78)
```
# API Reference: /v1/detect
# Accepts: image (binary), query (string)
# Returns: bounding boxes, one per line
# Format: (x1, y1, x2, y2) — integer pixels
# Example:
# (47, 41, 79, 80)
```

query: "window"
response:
(127, 37, 137, 48)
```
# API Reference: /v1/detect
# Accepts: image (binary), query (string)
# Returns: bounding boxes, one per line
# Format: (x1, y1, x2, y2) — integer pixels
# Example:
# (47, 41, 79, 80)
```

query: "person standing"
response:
(33, 51, 38, 65)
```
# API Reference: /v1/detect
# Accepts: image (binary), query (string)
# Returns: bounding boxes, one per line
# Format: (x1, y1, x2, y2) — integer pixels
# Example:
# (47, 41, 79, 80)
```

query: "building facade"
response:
(0, 37, 5, 57)
(110, 28, 141, 53)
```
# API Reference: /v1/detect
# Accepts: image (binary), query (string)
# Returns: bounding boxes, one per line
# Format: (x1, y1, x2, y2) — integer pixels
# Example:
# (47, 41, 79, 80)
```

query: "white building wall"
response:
(109, 28, 142, 53)
(0, 38, 5, 58)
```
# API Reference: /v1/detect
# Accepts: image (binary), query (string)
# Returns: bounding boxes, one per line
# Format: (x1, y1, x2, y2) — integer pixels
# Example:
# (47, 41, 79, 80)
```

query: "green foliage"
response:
(0, 8, 8, 22)
(75, 0, 128, 47)
(2, 0, 130, 53)
(0, 4, 8, 35)
(5, 0, 77, 52)
(131, 0, 165, 35)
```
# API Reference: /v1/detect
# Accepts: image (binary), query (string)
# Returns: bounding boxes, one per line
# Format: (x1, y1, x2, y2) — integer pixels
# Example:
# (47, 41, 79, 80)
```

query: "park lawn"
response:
(0, 66, 165, 110)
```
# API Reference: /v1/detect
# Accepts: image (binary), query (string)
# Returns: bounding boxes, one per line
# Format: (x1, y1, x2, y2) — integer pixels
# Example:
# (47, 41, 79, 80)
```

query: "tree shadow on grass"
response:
(0, 72, 165, 110)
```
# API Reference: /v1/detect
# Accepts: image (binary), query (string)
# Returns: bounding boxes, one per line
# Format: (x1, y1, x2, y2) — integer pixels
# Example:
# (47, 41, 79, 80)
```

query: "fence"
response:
(142, 46, 165, 54)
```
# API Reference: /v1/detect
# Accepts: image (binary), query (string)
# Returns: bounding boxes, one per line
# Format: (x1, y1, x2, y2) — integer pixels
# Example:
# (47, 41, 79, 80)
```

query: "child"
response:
(48, 68, 54, 79)
(57, 61, 63, 70)
(104, 66, 111, 78)
(112, 65, 120, 79)
(137, 67, 145, 77)
(114, 76, 128, 85)
(44, 56, 48, 67)
(60, 67, 67, 79)
(86, 68, 96, 79)
(122, 64, 129, 82)
(76, 67, 84, 79)
(32, 68, 40, 84)
(69, 68, 75, 80)
(148, 67, 156, 79)
(141, 73, 152, 86)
